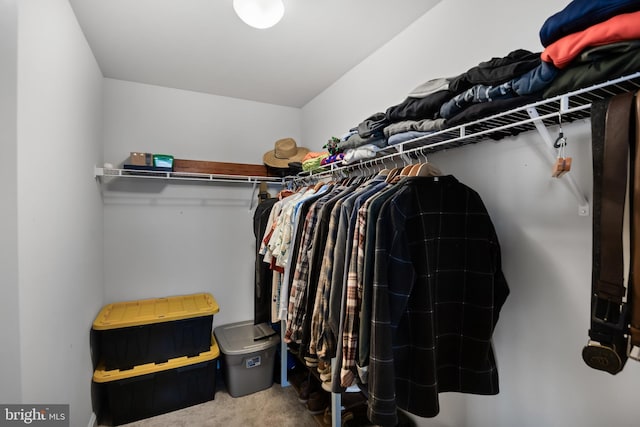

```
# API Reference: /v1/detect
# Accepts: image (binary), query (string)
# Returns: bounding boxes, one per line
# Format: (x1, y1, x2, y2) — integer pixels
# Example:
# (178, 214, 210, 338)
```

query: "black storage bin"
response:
(92, 293, 219, 370)
(93, 337, 219, 426)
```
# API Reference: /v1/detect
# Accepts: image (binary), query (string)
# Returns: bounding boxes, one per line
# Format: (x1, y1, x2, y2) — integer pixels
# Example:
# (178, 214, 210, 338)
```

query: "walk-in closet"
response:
(2, 1, 640, 427)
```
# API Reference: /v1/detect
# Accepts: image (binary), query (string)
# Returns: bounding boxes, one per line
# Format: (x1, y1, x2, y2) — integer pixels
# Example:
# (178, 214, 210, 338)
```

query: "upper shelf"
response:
(96, 72, 640, 189)
(296, 71, 640, 180)
(94, 166, 286, 186)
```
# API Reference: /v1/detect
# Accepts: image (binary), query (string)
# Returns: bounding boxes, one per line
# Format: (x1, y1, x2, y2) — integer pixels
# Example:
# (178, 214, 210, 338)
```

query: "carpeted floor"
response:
(99, 378, 319, 427)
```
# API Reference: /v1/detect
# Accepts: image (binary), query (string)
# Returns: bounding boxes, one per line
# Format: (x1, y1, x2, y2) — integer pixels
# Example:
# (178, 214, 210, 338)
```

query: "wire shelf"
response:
(295, 71, 640, 181)
(95, 72, 640, 194)
(94, 166, 286, 186)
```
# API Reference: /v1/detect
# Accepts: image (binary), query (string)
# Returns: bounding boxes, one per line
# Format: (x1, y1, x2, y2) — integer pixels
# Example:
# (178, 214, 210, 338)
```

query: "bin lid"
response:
(92, 292, 219, 330)
(214, 320, 280, 356)
(93, 335, 220, 383)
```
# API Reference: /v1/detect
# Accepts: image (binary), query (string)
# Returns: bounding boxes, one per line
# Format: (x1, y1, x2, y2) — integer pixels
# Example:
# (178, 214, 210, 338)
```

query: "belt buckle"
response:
(582, 340, 624, 374)
(591, 295, 627, 330)
(628, 341, 640, 362)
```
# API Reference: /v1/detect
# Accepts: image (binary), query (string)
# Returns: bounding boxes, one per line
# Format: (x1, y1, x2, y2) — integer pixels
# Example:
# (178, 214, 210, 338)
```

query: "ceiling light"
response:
(233, 0, 285, 29)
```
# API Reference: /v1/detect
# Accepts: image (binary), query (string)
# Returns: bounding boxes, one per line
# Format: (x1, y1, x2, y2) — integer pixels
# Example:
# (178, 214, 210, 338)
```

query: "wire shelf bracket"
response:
(527, 105, 590, 216)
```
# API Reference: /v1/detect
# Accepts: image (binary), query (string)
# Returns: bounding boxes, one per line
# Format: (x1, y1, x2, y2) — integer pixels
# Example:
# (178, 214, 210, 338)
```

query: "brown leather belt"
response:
(583, 91, 635, 374)
(631, 93, 640, 361)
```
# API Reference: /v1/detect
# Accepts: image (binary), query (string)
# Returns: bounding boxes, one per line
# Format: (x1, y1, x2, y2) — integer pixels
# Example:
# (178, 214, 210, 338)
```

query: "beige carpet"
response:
(99, 380, 319, 427)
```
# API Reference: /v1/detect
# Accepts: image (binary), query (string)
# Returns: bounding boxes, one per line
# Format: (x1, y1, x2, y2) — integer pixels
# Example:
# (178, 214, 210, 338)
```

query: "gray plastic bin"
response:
(214, 320, 280, 398)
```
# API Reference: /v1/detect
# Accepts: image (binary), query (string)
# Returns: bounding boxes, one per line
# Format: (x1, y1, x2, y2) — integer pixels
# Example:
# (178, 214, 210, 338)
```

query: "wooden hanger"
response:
(551, 128, 572, 178)
(375, 158, 390, 177)
(385, 167, 402, 183)
(416, 162, 442, 177)
(408, 163, 422, 176)
(313, 179, 326, 192)
(399, 164, 414, 176)
(390, 163, 413, 184)
(409, 149, 442, 177)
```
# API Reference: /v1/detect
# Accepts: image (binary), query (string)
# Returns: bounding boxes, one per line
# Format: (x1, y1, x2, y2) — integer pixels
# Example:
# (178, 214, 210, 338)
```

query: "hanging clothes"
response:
(253, 197, 277, 325)
(366, 175, 509, 425)
(258, 170, 509, 426)
(260, 185, 324, 322)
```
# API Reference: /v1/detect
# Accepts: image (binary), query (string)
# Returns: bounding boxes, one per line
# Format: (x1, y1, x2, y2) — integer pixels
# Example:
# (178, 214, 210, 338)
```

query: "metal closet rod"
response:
(94, 166, 287, 186)
(290, 71, 640, 216)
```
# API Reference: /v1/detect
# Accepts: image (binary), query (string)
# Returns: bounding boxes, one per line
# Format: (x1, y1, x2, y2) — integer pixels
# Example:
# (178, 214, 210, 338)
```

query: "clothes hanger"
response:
(362, 161, 374, 180)
(385, 156, 402, 183)
(390, 154, 413, 183)
(312, 175, 326, 191)
(408, 162, 422, 176)
(355, 162, 369, 185)
(417, 162, 442, 177)
(342, 166, 358, 186)
(376, 159, 391, 177)
(408, 149, 427, 176)
(415, 149, 442, 177)
(552, 112, 572, 178)
(399, 165, 413, 176)
(369, 160, 381, 180)
(385, 167, 402, 183)
(399, 154, 414, 176)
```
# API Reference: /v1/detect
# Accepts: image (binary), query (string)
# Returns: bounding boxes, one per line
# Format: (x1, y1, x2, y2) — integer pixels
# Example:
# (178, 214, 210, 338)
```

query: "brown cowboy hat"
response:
(263, 138, 310, 169)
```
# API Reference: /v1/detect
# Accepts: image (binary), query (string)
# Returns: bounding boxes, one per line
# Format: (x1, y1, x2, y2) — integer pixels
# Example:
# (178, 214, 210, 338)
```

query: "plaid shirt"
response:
(309, 186, 353, 357)
(284, 186, 331, 342)
(268, 188, 320, 321)
(312, 197, 346, 358)
(341, 179, 388, 386)
(357, 180, 408, 377)
(299, 185, 350, 355)
(368, 176, 509, 425)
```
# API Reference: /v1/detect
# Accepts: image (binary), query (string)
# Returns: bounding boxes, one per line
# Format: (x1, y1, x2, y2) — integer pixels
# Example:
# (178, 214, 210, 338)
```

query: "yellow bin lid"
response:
(93, 335, 220, 383)
(92, 292, 219, 330)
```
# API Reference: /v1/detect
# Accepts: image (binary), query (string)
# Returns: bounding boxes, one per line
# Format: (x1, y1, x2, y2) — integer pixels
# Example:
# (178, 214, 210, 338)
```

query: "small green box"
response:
(153, 154, 174, 169)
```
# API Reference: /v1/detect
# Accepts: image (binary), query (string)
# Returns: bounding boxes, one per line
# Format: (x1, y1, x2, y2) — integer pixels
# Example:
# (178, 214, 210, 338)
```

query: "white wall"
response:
(17, 1, 104, 425)
(0, 0, 21, 403)
(102, 78, 301, 327)
(303, 0, 640, 426)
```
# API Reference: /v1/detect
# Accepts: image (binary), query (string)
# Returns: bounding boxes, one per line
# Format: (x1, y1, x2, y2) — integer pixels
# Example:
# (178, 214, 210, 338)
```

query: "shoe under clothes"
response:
(306, 390, 331, 415)
(323, 406, 417, 427)
(297, 377, 321, 404)
(321, 393, 367, 426)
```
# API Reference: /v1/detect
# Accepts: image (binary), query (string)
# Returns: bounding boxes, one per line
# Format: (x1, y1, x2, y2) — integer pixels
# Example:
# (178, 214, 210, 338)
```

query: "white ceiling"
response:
(69, 0, 441, 107)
